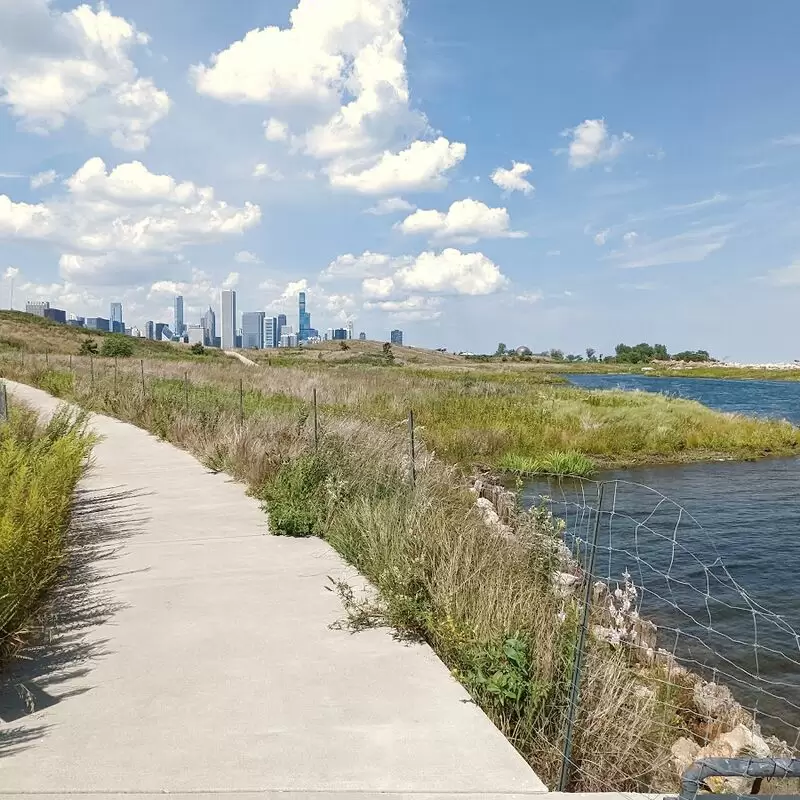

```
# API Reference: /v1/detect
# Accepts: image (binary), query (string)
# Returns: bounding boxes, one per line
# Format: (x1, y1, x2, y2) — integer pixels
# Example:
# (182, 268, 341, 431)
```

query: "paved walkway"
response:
(0, 381, 547, 799)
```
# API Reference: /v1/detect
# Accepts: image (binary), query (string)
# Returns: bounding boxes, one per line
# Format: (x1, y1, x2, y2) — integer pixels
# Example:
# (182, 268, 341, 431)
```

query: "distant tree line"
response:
(480, 342, 714, 364)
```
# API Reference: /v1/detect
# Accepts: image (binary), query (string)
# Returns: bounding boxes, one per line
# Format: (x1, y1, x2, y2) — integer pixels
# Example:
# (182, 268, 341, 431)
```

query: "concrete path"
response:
(225, 350, 257, 366)
(0, 381, 547, 799)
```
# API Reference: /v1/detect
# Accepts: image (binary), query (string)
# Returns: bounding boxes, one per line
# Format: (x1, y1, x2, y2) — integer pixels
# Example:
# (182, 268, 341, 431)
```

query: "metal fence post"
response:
(313, 388, 319, 451)
(558, 481, 606, 791)
(184, 371, 189, 410)
(69, 354, 73, 371)
(239, 378, 244, 424)
(90, 355, 94, 389)
(114, 357, 118, 393)
(0, 381, 7, 422)
(140, 359, 146, 398)
(45, 350, 49, 367)
(408, 409, 416, 486)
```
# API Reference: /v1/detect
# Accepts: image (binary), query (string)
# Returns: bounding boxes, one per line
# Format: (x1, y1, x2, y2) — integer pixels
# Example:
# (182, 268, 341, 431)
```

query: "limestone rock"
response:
(553, 571, 580, 598)
(693, 681, 737, 720)
(671, 736, 701, 780)
(696, 723, 771, 795)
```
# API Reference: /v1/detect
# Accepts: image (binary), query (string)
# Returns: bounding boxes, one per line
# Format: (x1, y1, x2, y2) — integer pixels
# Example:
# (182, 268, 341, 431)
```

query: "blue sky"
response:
(2, 0, 800, 360)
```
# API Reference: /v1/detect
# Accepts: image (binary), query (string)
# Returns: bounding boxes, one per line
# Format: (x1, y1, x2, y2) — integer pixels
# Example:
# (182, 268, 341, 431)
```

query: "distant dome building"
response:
(515, 346, 532, 357)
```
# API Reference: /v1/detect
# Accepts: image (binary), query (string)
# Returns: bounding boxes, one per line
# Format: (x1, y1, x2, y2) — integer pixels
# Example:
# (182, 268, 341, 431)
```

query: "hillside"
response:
(0, 310, 215, 360)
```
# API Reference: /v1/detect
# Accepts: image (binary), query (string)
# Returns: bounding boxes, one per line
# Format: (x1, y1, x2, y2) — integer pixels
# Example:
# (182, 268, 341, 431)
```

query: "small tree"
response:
(101, 334, 134, 358)
(382, 342, 395, 362)
(495, 342, 507, 356)
(79, 338, 98, 355)
(189, 342, 205, 355)
(586, 347, 596, 362)
(338, 341, 350, 351)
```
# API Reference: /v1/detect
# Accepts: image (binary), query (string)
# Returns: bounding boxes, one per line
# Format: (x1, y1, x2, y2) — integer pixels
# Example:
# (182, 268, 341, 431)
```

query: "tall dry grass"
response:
(0, 397, 94, 661)
(0, 358, 695, 791)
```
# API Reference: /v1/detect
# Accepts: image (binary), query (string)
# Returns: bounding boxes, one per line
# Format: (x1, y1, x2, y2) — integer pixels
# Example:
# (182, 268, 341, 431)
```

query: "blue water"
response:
(521, 375, 800, 738)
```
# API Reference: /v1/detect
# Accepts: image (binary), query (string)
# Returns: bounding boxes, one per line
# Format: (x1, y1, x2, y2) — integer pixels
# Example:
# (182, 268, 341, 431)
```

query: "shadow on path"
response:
(0, 485, 149, 756)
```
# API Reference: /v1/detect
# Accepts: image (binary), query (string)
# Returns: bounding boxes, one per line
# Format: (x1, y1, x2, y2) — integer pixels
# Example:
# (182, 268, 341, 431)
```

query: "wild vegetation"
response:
(0, 358, 688, 790)
(0, 400, 94, 663)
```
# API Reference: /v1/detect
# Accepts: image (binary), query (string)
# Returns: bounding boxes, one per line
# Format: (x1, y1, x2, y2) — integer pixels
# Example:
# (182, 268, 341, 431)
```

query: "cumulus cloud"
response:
(623, 231, 638, 246)
(364, 294, 442, 321)
(234, 250, 262, 264)
(0, 157, 261, 285)
(264, 118, 289, 142)
(3, 266, 19, 279)
(0, 0, 170, 150)
(329, 137, 466, 194)
(30, 169, 58, 190)
(252, 162, 285, 181)
(593, 229, 610, 246)
(396, 198, 526, 243)
(362, 276, 396, 298)
(490, 161, 534, 194)
(562, 119, 633, 169)
(365, 196, 416, 215)
(321, 251, 405, 281)
(222, 271, 239, 289)
(762, 261, 800, 286)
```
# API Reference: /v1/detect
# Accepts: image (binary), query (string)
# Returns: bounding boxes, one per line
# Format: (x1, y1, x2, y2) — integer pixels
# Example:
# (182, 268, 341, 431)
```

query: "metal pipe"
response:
(680, 757, 800, 800)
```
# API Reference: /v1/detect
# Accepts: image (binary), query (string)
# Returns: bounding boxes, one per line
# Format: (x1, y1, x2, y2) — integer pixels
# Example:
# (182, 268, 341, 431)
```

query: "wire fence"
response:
(3, 350, 800, 796)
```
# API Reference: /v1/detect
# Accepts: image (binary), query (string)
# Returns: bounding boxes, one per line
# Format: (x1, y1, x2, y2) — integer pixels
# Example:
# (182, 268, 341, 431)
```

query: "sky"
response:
(2, 0, 800, 360)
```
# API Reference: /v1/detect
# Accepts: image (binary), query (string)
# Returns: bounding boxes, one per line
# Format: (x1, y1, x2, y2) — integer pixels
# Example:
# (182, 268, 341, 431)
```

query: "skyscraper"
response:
(174, 295, 184, 336)
(201, 306, 216, 345)
(110, 302, 123, 333)
(277, 314, 287, 339)
(347, 320, 354, 340)
(391, 329, 404, 346)
(146, 320, 155, 340)
(359, 332, 366, 341)
(26, 301, 49, 316)
(264, 316, 279, 348)
(220, 290, 237, 349)
(242, 311, 265, 349)
(298, 291, 311, 341)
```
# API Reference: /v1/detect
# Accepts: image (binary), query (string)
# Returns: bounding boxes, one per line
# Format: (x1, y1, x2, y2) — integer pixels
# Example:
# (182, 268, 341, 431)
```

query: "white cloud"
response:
(593, 229, 610, 246)
(321, 251, 406, 281)
(516, 291, 543, 303)
(772, 135, 800, 147)
(763, 261, 800, 286)
(252, 162, 285, 181)
(364, 294, 441, 321)
(330, 137, 466, 194)
(235, 250, 262, 264)
(192, 0, 426, 169)
(0, 157, 261, 285)
(222, 271, 240, 289)
(396, 198, 525, 244)
(362, 276, 396, 298)
(264, 118, 289, 142)
(395, 249, 508, 296)
(3, 266, 19, 279)
(490, 161, 534, 194)
(365, 196, 416, 215)
(623, 231, 638, 246)
(30, 169, 58, 189)
(604, 225, 731, 269)
(148, 268, 219, 304)
(0, 0, 170, 150)
(562, 119, 633, 169)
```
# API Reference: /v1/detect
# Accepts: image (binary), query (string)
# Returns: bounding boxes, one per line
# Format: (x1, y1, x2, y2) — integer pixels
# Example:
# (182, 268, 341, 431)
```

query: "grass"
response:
(0, 398, 94, 663)
(497, 450, 597, 478)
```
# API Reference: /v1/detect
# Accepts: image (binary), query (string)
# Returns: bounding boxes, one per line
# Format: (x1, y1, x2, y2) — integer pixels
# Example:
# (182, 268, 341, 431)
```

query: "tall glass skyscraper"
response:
(110, 302, 123, 333)
(174, 295, 184, 336)
(242, 311, 265, 349)
(298, 291, 312, 340)
(220, 290, 236, 349)
(201, 306, 216, 344)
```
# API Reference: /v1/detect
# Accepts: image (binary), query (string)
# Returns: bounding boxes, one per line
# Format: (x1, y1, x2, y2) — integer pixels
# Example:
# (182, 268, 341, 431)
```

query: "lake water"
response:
(521, 374, 800, 740)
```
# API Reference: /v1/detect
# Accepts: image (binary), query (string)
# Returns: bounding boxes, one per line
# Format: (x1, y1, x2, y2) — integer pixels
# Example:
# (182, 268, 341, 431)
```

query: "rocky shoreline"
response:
(471, 474, 797, 794)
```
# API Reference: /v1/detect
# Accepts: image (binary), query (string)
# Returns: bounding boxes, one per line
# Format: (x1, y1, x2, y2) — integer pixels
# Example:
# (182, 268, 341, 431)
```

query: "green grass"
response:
(0, 399, 94, 662)
(497, 450, 597, 478)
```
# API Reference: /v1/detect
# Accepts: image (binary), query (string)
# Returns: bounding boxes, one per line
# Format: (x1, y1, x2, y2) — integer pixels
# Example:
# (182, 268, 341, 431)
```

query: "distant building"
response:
(110, 302, 123, 333)
(155, 322, 170, 341)
(130, 326, 142, 338)
(201, 306, 216, 345)
(391, 329, 403, 346)
(67, 317, 85, 328)
(280, 333, 298, 348)
(358, 332, 366, 341)
(332, 328, 348, 340)
(187, 325, 205, 345)
(145, 320, 155, 340)
(174, 295, 184, 336)
(86, 317, 110, 332)
(347, 320, 354, 340)
(220, 290, 236, 349)
(277, 314, 287, 339)
(264, 316, 279, 348)
(242, 311, 265, 349)
(26, 301, 49, 317)
(298, 292, 312, 341)
(44, 307, 67, 324)
(326, 328, 334, 341)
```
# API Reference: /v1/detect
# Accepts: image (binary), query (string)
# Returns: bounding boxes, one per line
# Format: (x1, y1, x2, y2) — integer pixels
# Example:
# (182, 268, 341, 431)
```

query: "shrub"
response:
(259, 454, 331, 536)
(78, 338, 98, 355)
(189, 342, 206, 355)
(100, 334, 134, 358)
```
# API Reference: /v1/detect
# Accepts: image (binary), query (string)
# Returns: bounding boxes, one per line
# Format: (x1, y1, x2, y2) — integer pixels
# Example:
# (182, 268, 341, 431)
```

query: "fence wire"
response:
(528, 474, 800, 797)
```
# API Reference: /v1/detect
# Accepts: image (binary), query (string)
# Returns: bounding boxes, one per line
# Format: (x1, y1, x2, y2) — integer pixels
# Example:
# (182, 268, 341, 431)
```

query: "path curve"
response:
(225, 350, 257, 366)
(0, 380, 546, 799)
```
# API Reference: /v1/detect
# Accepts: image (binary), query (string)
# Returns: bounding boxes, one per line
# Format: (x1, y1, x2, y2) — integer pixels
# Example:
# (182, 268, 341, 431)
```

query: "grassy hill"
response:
(0, 310, 220, 360)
